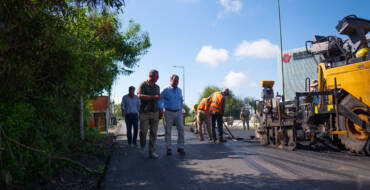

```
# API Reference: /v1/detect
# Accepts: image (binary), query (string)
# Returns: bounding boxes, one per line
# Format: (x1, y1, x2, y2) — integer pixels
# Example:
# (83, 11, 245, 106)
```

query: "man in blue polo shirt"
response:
(121, 86, 140, 147)
(158, 74, 185, 156)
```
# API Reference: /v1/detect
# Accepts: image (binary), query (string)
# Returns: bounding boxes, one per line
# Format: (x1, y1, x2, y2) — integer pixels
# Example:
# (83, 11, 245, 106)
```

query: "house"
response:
(90, 96, 111, 131)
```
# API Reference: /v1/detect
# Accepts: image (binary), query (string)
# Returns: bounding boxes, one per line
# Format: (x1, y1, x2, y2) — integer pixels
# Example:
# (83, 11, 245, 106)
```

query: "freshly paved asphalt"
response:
(100, 121, 370, 190)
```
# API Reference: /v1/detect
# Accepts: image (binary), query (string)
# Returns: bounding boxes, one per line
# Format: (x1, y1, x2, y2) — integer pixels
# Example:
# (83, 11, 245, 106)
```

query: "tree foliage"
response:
(183, 103, 190, 116)
(0, 0, 150, 187)
(113, 103, 122, 118)
(244, 96, 257, 111)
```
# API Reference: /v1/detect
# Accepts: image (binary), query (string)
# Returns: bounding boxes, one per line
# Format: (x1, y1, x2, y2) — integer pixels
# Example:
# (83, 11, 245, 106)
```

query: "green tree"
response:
(113, 103, 122, 119)
(183, 103, 190, 117)
(244, 96, 257, 111)
(197, 86, 221, 103)
(0, 0, 150, 187)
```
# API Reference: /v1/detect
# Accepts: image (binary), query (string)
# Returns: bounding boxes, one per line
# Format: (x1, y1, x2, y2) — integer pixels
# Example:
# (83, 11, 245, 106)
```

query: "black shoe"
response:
(219, 138, 227, 143)
(177, 148, 186, 156)
(213, 138, 217, 143)
(167, 149, 172, 156)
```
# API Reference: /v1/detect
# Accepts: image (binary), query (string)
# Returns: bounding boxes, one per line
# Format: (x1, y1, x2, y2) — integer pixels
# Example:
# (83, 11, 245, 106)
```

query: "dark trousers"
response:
(211, 113, 223, 140)
(125, 113, 138, 145)
(243, 117, 250, 130)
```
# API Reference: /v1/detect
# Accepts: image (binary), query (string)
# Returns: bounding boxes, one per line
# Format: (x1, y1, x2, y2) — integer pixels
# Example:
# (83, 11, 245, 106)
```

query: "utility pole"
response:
(173, 66, 185, 103)
(278, 0, 285, 99)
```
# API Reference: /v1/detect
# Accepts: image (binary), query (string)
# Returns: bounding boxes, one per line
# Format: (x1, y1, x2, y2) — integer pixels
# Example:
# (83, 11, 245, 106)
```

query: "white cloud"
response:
(220, 0, 242, 13)
(223, 71, 258, 88)
(234, 39, 279, 59)
(223, 71, 248, 87)
(196, 45, 229, 67)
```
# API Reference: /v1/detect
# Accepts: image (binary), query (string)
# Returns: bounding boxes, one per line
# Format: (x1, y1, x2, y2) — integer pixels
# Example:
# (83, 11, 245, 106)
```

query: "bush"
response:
(0, 0, 150, 187)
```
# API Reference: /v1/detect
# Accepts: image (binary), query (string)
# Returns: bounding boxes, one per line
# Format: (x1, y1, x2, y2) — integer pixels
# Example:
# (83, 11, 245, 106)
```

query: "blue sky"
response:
(111, 0, 370, 108)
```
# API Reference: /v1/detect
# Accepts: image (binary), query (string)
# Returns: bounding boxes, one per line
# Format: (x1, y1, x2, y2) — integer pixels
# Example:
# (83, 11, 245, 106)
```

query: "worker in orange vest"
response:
(209, 88, 230, 143)
(197, 98, 212, 141)
(192, 103, 199, 134)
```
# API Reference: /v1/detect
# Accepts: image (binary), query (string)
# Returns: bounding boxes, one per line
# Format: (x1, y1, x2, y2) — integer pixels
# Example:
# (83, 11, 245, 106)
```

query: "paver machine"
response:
(256, 15, 370, 154)
(256, 80, 298, 150)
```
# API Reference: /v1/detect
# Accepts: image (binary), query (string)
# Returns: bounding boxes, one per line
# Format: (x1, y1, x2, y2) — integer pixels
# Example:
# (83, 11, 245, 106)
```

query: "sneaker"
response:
(149, 152, 159, 159)
(213, 138, 218, 143)
(177, 148, 186, 156)
(166, 149, 172, 156)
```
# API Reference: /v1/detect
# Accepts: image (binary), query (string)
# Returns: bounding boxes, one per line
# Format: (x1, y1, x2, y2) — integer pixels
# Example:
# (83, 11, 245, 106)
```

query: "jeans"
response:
(125, 113, 138, 145)
(211, 113, 223, 140)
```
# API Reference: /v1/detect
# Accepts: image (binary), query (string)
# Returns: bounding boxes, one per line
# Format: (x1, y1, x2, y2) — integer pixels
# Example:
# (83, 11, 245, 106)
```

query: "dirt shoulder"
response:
(36, 125, 121, 190)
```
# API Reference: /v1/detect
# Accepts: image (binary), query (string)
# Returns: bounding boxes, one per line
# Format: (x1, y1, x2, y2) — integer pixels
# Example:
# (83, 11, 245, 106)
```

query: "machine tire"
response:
(338, 95, 370, 154)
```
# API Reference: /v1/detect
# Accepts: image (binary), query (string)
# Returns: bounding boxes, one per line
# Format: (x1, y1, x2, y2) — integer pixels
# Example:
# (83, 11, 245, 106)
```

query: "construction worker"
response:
(192, 103, 199, 133)
(197, 98, 212, 141)
(240, 108, 250, 130)
(209, 88, 230, 143)
(310, 80, 320, 104)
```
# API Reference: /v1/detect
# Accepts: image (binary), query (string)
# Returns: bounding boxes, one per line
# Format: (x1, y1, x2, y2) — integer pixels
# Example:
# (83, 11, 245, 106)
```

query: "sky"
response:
(111, 0, 370, 108)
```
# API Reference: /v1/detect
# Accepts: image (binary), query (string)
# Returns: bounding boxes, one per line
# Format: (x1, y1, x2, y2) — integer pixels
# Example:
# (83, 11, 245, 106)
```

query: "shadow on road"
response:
(100, 134, 370, 190)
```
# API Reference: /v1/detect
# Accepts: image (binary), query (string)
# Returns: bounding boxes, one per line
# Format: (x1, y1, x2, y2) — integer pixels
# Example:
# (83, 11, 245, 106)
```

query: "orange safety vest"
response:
(209, 92, 224, 113)
(198, 98, 210, 111)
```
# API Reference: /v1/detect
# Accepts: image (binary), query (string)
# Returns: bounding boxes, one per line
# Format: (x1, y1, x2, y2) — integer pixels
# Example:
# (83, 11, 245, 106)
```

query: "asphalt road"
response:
(100, 121, 370, 190)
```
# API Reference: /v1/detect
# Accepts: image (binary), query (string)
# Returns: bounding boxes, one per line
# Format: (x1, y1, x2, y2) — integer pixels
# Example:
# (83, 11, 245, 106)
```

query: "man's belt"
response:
(165, 108, 180, 112)
(126, 113, 138, 115)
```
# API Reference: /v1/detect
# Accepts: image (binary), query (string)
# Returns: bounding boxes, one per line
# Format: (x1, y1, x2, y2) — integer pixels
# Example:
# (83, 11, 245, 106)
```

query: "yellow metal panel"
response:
(260, 80, 275, 88)
(327, 105, 334, 111)
(321, 60, 370, 107)
(356, 47, 369, 58)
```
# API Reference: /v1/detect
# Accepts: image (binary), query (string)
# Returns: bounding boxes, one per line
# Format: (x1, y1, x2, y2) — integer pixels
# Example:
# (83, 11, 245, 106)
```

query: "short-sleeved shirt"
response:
(121, 94, 140, 114)
(158, 86, 183, 111)
(137, 81, 160, 113)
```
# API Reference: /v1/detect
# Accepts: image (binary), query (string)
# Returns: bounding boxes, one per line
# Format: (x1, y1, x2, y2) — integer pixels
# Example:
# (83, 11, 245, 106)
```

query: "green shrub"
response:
(0, 0, 150, 187)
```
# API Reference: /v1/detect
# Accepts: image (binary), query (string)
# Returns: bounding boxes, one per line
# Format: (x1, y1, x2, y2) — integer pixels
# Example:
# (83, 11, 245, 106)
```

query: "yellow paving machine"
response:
(256, 15, 370, 154)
